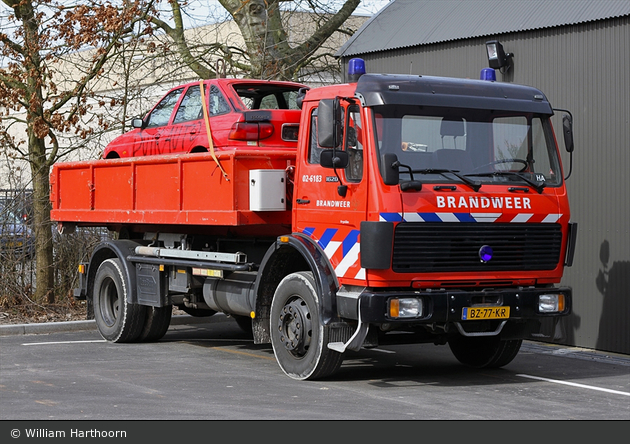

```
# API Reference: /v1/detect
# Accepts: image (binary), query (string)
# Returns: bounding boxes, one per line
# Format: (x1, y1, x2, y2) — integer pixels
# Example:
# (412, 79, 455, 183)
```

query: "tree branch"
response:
(149, 0, 214, 79)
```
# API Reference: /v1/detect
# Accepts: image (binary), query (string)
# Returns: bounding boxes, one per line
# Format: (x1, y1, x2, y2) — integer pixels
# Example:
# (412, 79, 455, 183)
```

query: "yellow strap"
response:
(200, 80, 229, 180)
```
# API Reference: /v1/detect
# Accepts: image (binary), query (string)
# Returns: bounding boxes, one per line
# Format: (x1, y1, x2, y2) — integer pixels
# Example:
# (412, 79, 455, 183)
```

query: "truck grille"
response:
(392, 223, 562, 273)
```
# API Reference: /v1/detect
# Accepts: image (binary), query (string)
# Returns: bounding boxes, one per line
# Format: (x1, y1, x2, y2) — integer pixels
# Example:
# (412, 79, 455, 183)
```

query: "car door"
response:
(135, 88, 184, 156)
(168, 84, 205, 153)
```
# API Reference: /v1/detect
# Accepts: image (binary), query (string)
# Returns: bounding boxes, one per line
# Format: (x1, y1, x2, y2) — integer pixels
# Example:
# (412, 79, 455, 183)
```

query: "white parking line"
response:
(23, 340, 107, 346)
(517, 374, 630, 397)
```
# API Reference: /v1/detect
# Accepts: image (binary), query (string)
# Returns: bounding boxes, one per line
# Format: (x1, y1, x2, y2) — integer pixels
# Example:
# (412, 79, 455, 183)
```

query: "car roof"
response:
(171, 78, 308, 91)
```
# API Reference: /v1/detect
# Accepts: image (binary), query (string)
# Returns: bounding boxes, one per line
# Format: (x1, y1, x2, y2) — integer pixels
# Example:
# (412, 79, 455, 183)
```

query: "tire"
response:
(138, 306, 172, 342)
(270, 272, 344, 380)
(93, 258, 146, 343)
(448, 335, 522, 368)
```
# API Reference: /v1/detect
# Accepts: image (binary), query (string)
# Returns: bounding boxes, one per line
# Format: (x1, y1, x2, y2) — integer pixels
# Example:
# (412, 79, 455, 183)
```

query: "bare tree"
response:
(152, 0, 363, 81)
(0, 0, 155, 303)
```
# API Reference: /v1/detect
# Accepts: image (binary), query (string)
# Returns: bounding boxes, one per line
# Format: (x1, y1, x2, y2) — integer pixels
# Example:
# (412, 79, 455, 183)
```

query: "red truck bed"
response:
(50, 150, 295, 234)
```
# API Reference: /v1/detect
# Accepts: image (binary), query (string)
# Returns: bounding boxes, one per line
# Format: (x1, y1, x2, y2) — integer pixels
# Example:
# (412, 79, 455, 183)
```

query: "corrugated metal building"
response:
(338, 0, 630, 354)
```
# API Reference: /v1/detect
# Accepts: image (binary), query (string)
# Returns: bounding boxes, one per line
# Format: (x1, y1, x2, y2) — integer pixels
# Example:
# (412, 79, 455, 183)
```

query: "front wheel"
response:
(448, 335, 522, 368)
(93, 258, 146, 343)
(270, 272, 344, 380)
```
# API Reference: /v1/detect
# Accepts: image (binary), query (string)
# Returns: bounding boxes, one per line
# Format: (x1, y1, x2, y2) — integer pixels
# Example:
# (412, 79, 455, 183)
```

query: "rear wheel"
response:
(138, 306, 172, 342)
(448, 335, 522, 368)
(270, 272, 344, 380)
(93, 258, 146, 342)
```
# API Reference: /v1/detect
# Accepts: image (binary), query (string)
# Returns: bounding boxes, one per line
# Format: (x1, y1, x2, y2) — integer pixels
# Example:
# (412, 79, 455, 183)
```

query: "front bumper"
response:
(338, 286, 572, 325)
(327, 286, 572, 352)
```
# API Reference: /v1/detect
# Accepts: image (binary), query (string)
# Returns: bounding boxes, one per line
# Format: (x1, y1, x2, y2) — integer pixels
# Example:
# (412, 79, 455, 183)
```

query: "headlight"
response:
(389, 298, 423, 319)
(538, 294, 565, 313)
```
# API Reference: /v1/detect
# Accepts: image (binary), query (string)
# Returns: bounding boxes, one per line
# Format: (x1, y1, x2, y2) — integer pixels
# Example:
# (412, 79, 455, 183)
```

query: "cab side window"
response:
(345, 105, 363, 182)
(146, 88, 183, 128)
(308, 106, 346, 164)
(308, 108, 323, 164)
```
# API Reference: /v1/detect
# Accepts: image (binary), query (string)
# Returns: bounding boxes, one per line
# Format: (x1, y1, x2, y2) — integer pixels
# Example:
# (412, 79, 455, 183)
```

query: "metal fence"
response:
(1, 188, 110, 303)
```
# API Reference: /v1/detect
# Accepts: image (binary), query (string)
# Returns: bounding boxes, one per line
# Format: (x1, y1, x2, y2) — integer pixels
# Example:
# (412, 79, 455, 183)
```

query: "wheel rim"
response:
(277, 296, 312, 358)
(99, 277, 120, 328)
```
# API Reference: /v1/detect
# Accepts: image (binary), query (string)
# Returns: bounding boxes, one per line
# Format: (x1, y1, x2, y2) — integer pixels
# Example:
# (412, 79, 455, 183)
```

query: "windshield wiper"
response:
(466, 171, 546, 194)
(414, 169, 482, 192)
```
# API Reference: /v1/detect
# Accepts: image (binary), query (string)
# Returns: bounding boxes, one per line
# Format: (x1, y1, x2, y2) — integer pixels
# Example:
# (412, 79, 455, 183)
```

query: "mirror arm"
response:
(331, 149, 347, 197)
(564, 152, 573, 181)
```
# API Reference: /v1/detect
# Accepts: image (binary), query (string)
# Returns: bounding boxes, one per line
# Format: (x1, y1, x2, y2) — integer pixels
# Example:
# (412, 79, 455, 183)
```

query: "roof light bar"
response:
(348, 58, 366, 82)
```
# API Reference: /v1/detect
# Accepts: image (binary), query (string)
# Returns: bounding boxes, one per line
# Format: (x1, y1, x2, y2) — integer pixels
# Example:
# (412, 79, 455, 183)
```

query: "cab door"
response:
(293, 101, 368, 284)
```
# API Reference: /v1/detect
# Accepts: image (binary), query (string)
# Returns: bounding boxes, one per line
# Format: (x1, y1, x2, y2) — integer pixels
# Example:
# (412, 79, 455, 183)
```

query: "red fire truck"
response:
(50, 60, 577, 380)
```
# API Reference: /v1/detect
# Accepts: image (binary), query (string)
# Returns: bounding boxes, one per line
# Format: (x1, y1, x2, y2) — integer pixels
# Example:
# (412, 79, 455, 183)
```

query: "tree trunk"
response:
(29, 134, 55, 304)
(18, 0, 55, 303)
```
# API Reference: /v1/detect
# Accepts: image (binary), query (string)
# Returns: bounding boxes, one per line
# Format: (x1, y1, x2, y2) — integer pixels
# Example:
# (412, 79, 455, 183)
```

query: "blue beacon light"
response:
(480, 67, 496, 81)
(348, 58, 366, 82)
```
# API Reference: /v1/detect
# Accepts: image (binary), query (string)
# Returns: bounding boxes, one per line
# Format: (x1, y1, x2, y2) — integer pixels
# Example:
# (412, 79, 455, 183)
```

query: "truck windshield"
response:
(372, 105, 562, 188)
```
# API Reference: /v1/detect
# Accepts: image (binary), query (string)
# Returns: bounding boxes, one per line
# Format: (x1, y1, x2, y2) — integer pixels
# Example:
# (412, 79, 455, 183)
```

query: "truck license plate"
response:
(462, 306, 510, 320)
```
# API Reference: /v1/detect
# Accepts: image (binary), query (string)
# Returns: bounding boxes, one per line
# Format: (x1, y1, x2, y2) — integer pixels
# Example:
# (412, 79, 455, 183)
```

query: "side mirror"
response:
(320, 150, 348, 169)
(381, 153, 400, 186)
(562, 113, 574, 153)
(555, 108, 575, 180)
(132, 118, 145, 129)
(317, 99, 342, 148)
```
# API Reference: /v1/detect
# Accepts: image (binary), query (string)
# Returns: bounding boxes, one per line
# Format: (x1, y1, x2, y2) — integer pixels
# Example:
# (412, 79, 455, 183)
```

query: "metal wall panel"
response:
(342, 17, 630, 354)
(338, 0, 630, 57)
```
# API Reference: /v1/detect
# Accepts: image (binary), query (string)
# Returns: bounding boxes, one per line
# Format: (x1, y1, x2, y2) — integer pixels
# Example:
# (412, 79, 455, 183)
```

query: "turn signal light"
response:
(389, 298, 423, 319)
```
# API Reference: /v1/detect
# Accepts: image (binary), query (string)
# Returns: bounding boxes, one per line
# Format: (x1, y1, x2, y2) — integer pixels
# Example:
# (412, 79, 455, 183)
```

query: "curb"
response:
(0, 314, 229, 337)
(0, 319, 96, 336)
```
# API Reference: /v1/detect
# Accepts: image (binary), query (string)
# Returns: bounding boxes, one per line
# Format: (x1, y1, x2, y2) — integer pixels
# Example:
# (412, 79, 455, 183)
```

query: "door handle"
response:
(296, 198, 310, 205)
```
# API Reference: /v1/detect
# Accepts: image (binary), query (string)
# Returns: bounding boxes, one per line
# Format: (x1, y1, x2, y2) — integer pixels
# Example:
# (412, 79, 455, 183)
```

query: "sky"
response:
(0, 1, 392, 33)
(174, 0, 392, 27)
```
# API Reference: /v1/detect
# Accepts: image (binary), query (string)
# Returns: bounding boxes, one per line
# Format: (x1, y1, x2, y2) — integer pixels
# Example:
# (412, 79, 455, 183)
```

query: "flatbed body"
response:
(51, 149, 295, 236)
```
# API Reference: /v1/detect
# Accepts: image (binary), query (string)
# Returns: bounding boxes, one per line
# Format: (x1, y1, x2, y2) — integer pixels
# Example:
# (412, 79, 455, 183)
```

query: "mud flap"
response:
(327, 299, 369, 353)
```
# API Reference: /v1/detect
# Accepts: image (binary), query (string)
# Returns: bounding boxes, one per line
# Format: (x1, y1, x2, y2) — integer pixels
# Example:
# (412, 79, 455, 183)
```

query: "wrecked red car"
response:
(103, 78, 308, 158)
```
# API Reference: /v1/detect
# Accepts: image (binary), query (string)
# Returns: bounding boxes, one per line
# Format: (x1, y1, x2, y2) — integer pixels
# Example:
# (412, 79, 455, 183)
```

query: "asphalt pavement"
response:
(1, 314, 628, 424)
